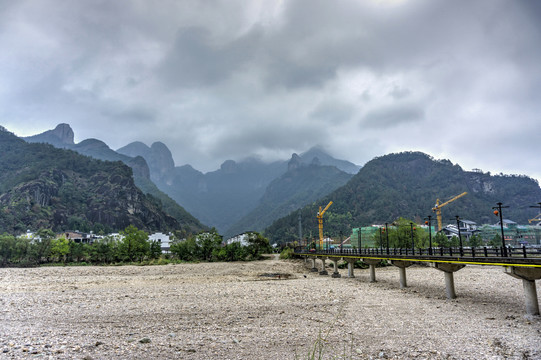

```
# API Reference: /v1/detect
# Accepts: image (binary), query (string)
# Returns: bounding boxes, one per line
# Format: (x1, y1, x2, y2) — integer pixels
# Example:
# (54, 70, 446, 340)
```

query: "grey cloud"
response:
(389, 86, 411, 100)
(362, 104, 425, 129)
(309, 101, 355, 125)
(2, 0, 541, 182)
(159, 27, 238, 87)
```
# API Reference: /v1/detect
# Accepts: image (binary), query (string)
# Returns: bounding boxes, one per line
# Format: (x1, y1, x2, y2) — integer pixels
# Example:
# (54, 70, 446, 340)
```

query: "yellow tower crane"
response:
(528, 214, 541, 224)
(432, 192, 467, 232)
(317, 201, 333, 248)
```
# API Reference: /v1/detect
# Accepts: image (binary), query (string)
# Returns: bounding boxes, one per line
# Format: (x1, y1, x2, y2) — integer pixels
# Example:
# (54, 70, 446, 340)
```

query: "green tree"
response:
(449, 236, 460, 247)
(31, 229, 55, 263)
(0, 234, 17, 266)
(170, 237, 198, 261)
(51, 237, 70, 263)
(119, 225, 150, 262)
(195, 230, 222, 261)
(149, 240, 162, 260)
(68, 241, 88, 263)
(488, 234, 502, 248)
(433, 232, 450, 247)
(89, 237, 116, 264)
(468, 233, 483, 248)
(245, 232, 272, 260)
(213, 242, 247, 262)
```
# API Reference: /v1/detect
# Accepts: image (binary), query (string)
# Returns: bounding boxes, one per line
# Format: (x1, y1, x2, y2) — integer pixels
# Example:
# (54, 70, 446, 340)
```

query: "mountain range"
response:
(22, 124, 206, 235)
(19, 124, 541, 244)
(23, 124, 359, 236)
(263, 151, 541, 244)
(0, 127, 184, 234)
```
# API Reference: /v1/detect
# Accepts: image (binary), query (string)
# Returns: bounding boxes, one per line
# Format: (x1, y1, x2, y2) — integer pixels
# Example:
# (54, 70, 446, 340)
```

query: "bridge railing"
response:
(295, 245, 541, 259)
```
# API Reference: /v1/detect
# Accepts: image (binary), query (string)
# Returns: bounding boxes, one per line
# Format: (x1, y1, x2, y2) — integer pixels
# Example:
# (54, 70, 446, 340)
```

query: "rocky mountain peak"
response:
(150, 142, 175, 173)
(52, 124, 75, 145)
(220, 160, 238, 174)
(23, 123, 74, 146)
(288, 153, 302, 171)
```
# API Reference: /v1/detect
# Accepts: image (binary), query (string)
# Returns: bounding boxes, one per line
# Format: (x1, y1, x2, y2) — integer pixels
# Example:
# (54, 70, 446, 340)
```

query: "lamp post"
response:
(454, 215, 463, 256)
(492, 202, 509, 257)
(424, 215, 433, 255)
(410, 222, 415, 252)
(379, 227, 383, 252)
(385, 222, 389, 254)
(358, 226, 362, 252)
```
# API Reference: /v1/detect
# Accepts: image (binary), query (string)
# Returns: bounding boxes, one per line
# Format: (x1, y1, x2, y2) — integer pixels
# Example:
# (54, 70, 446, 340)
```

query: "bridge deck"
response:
(296, 246, 541, 267)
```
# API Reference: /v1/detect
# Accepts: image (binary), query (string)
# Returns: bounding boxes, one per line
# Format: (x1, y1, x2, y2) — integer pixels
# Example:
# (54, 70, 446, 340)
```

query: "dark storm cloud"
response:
(1, 0, 540, 181)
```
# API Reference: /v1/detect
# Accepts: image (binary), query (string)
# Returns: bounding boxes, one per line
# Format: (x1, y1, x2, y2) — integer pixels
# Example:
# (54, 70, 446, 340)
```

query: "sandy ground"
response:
(1, 258, 540, 359)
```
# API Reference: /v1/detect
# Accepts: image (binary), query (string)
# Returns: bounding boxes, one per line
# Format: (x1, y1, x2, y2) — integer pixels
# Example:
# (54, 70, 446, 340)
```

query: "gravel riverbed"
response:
(1, 258, 540, 359)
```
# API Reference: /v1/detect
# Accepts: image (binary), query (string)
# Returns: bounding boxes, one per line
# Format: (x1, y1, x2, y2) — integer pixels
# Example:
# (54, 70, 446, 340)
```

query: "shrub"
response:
(279, 247, 294, 259)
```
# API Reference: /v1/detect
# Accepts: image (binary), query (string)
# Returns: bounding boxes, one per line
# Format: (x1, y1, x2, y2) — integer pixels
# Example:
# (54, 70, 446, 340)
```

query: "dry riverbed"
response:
(1, 258, 540, 359)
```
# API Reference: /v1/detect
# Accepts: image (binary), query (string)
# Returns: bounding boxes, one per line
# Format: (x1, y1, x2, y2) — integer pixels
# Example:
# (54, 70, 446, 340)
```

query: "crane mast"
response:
(432, 192, 467, 232)
(317, 201, 333, 248)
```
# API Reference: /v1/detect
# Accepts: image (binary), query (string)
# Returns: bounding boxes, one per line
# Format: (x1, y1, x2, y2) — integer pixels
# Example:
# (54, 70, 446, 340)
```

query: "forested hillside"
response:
(264, 152, 541, 244)
(226, 155, 352, 237)
(23, 125, 207, 234)
(0, 127, 181, 234)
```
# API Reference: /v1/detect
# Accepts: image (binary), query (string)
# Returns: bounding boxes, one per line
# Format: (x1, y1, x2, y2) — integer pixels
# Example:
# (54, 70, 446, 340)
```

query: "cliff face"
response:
(18, 124, 207, 233)
(23, 123, 74, 147)
(0, 129, 179, 234)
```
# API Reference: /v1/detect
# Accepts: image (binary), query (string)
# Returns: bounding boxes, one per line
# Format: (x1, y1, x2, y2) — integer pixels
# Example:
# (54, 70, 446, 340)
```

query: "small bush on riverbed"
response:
(279, 247, 294, 259)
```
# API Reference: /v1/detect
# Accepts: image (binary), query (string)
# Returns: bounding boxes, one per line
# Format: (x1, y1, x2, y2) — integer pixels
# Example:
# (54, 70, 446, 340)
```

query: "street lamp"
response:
(424, 215, 433, 255)
(492, 202, 509, 257)
(379, 227, 383, 252)
(454, 215, 463, 256)
(410, 222, 415, 252)
(385, 222, 389, 254)
(358, 226, 362, 253)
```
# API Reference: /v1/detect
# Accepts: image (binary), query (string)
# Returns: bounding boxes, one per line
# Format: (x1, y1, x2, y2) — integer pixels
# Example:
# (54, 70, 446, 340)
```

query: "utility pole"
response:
(385, 223, 389, 254)
(425, 215, 433, 255)
(455, 215, 463, 256)
(492, 202, 509, 257)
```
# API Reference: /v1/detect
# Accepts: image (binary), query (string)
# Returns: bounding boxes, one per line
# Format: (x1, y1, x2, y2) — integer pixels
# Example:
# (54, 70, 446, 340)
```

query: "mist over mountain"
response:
(225, 154, 353, 237)
(118, 141, 359, 233)
(264, 152, 541, 244)
(22, 124, 360, 234)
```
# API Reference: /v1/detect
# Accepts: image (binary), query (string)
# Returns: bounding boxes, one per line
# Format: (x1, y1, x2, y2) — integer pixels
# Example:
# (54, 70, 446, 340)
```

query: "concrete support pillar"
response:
(345, 259, 356, 278)
(331, 258, 341, 278)
(504, 267, 541, 316)
(431, 263, 466, 300)
(522, 280, 539, 316)
(310, 257, 318, 272)
(319, 258, 328, 276)
(363, 259, 380, 283)
(444, 272, 457, 299)
(391, 261, 414, 289)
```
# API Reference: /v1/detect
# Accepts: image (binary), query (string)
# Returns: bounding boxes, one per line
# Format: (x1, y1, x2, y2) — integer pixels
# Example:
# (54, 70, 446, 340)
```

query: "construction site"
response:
(308, 193, 541, 250)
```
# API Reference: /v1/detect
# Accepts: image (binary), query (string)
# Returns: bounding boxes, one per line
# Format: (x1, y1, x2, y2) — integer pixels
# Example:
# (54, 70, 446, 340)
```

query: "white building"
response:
(149, 232, 172, 253)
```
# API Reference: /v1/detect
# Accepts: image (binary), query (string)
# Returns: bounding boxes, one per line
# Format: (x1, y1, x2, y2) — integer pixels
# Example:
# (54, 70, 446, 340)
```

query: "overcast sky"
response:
(1, 0, 540, 182)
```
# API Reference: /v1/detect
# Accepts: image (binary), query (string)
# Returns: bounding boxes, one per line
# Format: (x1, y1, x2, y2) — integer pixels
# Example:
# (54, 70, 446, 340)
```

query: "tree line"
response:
(0, 226, 272, 267)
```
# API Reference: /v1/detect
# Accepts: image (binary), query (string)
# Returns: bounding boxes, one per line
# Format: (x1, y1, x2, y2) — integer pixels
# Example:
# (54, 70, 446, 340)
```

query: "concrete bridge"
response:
(296, 246, 541, 316)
